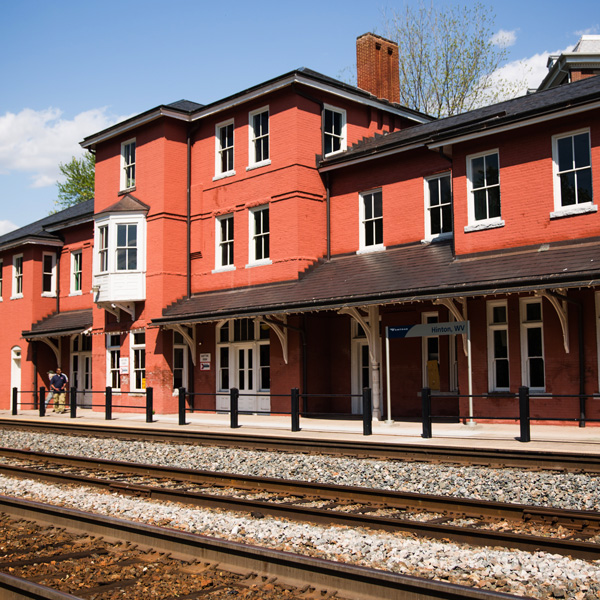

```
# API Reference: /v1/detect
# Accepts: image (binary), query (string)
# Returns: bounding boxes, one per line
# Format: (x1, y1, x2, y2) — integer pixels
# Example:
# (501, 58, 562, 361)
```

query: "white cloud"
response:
(0, 107, 129, 189)
(491, 29, 517, 48)
(0, 220, 18, 235)
(574, 27, 599, 36)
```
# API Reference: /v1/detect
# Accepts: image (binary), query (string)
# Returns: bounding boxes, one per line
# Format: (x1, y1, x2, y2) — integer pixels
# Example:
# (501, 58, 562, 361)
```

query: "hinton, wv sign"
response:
(386, 321, 468, 339)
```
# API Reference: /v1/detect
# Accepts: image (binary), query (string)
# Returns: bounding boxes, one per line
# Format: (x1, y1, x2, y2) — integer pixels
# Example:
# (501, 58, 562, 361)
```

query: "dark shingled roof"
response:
(96, 194, 150, 216)
(153, 237, 600, 326)
(320, 75, 600, 168)
(0, 199, 94, 250)
(166, 99, 205, 112)
(22, 309, 93, 339)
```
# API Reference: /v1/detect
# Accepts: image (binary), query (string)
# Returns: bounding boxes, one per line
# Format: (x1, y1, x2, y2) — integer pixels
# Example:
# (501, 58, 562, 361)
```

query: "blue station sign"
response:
(386, 321, 468, 339)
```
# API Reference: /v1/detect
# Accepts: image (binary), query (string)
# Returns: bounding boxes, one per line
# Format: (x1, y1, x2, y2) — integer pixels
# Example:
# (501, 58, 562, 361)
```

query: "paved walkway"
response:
(3, 408, 600, 455)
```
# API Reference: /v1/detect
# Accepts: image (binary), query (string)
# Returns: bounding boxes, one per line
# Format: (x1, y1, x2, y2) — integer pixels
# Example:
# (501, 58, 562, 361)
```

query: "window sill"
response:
(323, 148, 346, 158)
(212, 265, 236, 274)
(357, 245, 386, 255)
(10, 295, 23, 300)
(41, 292, 56, 298)
(245, 259, 272, 269)
(550, 203, 597, 219)
(422, 232, 453, 244)
(246, 159, 271, 172)
(69, 291, 83, 297)
(118, 186, 136, 196)
(212, 170, 236, 182)
(464, 220, 505, 233)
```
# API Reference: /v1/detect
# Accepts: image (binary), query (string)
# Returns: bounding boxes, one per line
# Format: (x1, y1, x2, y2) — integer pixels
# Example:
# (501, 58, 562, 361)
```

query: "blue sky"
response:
(0, 0, 598, 231)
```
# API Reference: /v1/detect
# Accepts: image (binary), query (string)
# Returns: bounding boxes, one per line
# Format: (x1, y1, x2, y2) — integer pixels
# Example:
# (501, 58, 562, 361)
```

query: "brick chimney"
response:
(356, 33, 400, 103)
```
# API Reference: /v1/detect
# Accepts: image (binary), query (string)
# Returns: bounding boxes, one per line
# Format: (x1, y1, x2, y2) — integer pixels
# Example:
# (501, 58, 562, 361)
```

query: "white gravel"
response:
(1, 428, 600, 599)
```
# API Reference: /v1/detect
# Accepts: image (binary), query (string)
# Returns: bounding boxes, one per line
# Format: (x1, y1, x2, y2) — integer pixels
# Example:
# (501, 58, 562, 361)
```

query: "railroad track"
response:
(1, 419, 599, 472)
(0, 496, 533, 600)
(1, 447, 599, 561)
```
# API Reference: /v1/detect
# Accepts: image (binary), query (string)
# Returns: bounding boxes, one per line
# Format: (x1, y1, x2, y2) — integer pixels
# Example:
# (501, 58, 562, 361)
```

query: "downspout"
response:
(325, 172, 331, 261)
(186, 128, 192, 299)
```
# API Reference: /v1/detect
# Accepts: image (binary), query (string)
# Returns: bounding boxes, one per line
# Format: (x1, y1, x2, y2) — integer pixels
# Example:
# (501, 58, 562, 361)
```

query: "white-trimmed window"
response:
(425, 173, 452, 240)
(173, 331, 188, 391)
(520, 299, 545, 391)
(12, 254, 23, 298)
(422, 312, 440, 391)
(42, 253, 56, 296)
(248, 107, 269, 168)
(552, 129, 594, 217)
(130, 331, 146, 391)
(323, 105, 346, 156)
(359, 190, 384, 252)
(106, 333, 121, 390)
(116, 223, 137, 271)
(215, 214, 234, 271)
(71, 250, 82, 294)
(466, 150, 502, 230)
(98, 225, 109, 273)
(120, 139, 136, 191)
(0, 259, 3, 299)
(215, 120, 234, 178)
(248, 206, 270, 265)
(487, 300, 509, 391)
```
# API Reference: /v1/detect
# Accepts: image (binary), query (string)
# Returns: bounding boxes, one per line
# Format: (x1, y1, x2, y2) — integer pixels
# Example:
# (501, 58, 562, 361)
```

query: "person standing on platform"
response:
(50, 368, 68, 414)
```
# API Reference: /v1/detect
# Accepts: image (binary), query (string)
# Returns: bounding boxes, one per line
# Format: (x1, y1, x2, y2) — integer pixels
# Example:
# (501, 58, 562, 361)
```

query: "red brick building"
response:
(2, 34, 600, 425)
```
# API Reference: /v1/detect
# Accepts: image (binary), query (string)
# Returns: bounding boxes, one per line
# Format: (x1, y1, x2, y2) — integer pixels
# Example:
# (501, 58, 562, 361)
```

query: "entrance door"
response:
(72, 353, 92, 407)
(10, 346, 21, 407)
(351, 340, 369, 414)
(237, 345, 255, 412)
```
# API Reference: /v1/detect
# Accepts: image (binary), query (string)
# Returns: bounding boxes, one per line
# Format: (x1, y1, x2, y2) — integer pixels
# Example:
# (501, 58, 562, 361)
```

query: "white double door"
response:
(217, 344, 270, 413)
(71, 352, 92, 408)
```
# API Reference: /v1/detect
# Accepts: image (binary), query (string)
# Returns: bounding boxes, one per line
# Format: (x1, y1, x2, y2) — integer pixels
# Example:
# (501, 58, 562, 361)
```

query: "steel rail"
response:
(0, 496, 534, 600)
(1, 449, 599, 560)
(2, 419, 600, 472)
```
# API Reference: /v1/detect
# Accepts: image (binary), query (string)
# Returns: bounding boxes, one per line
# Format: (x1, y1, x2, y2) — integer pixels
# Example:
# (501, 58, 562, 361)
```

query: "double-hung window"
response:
(359, 190, 384, 252)
(131, 332, 146, 391)
(42, 253, 56, 296)
(107, 334, 121, 390)
(173, 331, 188, 391)
(120, 139, 136, 190)
(215, 120, 234, 178)
(71, 250, 82, 294)
(323, 105, 346, 156)
(12, 254, 23, 298)
(552, 130, 594, 217)
(248, 206, 270, 265)
(466, 150, 502, 230)
(425, 173, 452, 240)
(248, 108, 269, 168)
(116, 224, 137, 271)
(487, 301, 509, 391)
(520, 299, 545, 391)
(0, 259, 3, 299)
(215, 214, 234, 270)
(98, 225, 109, 272)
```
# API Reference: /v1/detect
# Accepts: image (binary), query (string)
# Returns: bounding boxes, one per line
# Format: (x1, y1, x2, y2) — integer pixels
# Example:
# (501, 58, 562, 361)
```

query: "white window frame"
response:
(12, 254, 23, 299)
(551, 128, 596, 218)
(487, 300, 510, 392)
(358, 189, 385, 254)
(520, 298, 545, 392)
(422, 312, 440, 390)
(106, 333, 121, 390)
(41, 252, 57, 297)
(323, 104, 347, 157)
(214, 214, 235, 272)
(98, 225, 109, 273)
(248, 107, 270, 170)
(94, 214, 146, 276)
(247, 206, 271, 266)
(465, 149, 504, 232)
(214, 119, 235, 179)
(70, 250, 82, 295)
(173, 331, 189, 393)
(120, 139, 136, 191)
(115, 223, 138, 271)
(424, 172, 453, 241)
(0, 259, 3, 300)
(130, 331, 146, 392)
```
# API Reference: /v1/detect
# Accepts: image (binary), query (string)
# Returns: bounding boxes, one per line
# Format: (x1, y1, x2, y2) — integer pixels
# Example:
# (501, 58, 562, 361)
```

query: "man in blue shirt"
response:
(50, 367, 68, 414)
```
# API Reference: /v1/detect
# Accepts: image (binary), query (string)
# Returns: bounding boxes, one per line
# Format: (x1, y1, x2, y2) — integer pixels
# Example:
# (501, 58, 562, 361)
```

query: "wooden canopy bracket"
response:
(536, 289, 569, 353)
(434, 297, 468, 356)
(257, 316, 288, 364)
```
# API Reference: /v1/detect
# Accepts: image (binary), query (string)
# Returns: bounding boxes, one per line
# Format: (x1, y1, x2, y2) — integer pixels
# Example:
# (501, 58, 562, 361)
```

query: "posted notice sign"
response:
(386, 321, 468, 339)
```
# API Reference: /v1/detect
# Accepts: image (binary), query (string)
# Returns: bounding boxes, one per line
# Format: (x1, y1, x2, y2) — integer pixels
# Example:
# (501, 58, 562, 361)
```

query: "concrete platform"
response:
(3, 408, 600, 455)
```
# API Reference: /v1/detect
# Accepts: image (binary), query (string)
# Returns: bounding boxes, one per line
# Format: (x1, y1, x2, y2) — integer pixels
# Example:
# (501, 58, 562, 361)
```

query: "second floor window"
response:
(216, 121, 234, 176)
(0, 259, 3, 299)
(467, 151, 501, 225)
(71, 250, 82, 293)
(359, 190, 384, 251)
(13, 255, 23, 297)
(99, 225, 109, 272)
(121, 139, 136, 190)
(553, 130, 593, 211)
(323, 106, 346, 156)
(425, 174, 452, 240)
(249, 206, 270, 264)
(249, 108, 269, 166)
(216, 214, 234, 269)
(116, 224, 137, 270)
(42, 253, 56, 295)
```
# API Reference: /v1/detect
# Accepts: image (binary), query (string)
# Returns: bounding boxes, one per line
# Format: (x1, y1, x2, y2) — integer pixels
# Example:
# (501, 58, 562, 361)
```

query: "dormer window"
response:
(120, 139, 136, 191)
(323, 105, 346, 156)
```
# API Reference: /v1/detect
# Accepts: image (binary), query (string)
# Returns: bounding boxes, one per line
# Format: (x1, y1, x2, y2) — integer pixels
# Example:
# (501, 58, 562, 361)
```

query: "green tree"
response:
(383, 2, 524, 118)
(54, 152, 95, 211)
